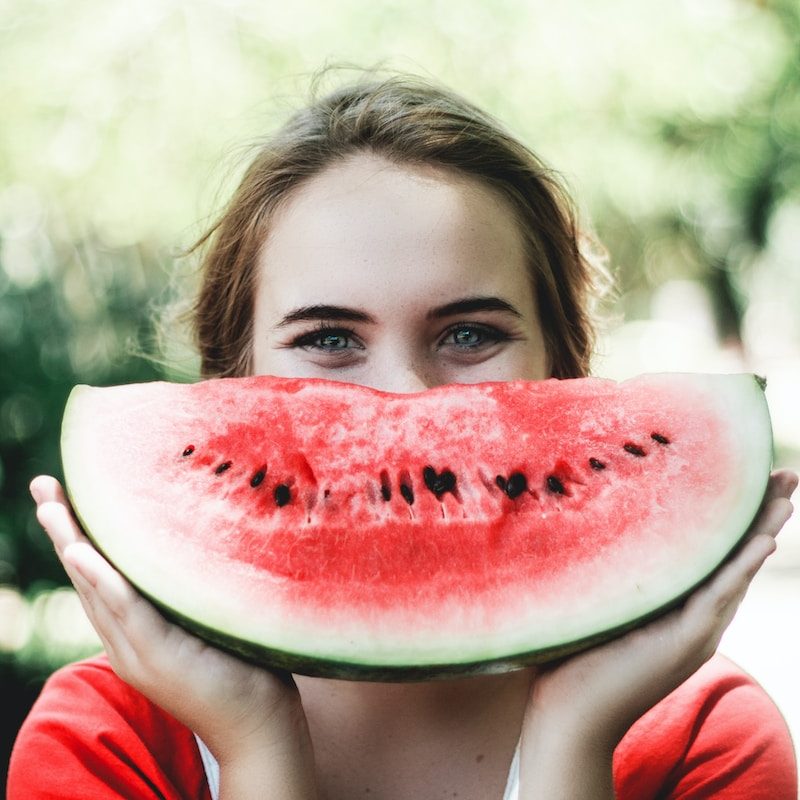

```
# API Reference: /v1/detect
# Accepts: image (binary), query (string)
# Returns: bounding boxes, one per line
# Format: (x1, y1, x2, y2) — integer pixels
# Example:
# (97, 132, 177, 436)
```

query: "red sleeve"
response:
(613, 654, 798, 800)
(7, 654, 212, 800)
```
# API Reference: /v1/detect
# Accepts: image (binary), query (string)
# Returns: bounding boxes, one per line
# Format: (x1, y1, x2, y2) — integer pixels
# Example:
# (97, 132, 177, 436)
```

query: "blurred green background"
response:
(2, 0, 799, 790)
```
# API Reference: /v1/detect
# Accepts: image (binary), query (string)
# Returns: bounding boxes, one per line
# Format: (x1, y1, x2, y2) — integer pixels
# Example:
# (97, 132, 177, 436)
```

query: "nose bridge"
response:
(380, 363, 433, 394)
(375, 344, 435, 394)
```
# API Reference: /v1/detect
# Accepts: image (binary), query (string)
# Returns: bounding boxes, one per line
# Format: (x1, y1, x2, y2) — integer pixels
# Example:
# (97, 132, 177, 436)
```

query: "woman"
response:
(10, 72, 798, 799)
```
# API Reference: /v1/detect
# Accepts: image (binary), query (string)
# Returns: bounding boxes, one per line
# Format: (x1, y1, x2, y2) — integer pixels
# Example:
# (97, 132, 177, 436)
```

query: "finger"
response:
(63, 558, 117, 647)
(62, 543, 150, 670)
(30, 475, 70, 506)
(66, 564, 140, 677)
(684, 531, 777, 642)
(37, 500, 90, 554)
(747, 496, 794, 542)
(35, 503, 121, 654)
(64, 542, 143, 624)
(762, 470, 799, 505)
(671, 496, 791, 664)
(63, 542, 175, 657)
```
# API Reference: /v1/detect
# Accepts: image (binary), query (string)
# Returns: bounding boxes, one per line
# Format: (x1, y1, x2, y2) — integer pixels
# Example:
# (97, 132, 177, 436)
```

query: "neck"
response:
(293, 669, 534, 800)
(295, 667, 534, 749)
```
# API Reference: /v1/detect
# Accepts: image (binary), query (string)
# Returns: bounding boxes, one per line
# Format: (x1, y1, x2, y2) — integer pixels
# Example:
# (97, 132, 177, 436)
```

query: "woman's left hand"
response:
(519, 468, 797, 797)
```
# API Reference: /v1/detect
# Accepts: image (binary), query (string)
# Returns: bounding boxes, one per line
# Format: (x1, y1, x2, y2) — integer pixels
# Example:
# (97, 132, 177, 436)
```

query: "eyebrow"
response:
(275, 305, 374, 327)
(426, 296, 523, 321)
(274, 296, 523, 328)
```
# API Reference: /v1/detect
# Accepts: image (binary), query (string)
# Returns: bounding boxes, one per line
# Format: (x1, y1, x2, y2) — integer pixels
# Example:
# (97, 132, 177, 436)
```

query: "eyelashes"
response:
(289, 321, 364, 353)
(288, 321, 511, 355)
(442, 322, 510, 350)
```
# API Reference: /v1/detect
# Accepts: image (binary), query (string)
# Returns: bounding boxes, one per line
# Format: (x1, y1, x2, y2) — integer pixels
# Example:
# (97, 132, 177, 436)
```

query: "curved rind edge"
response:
(60, 385, 91, 534)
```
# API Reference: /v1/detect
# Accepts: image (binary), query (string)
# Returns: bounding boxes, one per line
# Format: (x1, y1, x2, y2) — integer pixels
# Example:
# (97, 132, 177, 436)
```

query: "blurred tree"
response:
(0, 238, 163, 592)
(652, 0, 800, 347)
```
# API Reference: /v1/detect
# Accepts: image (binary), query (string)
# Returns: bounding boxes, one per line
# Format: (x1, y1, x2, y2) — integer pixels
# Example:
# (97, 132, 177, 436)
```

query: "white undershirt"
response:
(194, 734, 521, 800)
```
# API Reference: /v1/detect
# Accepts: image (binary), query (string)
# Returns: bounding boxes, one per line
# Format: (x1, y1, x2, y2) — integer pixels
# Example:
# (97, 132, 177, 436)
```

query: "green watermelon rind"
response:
(60, 373, 773, 681)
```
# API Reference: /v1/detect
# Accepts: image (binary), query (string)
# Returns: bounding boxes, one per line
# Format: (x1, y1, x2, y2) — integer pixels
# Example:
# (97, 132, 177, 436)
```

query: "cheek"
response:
(507, 342, 550, 382)
(249, 317, 270, 375)
(441, 343, 549, 385)
(250, 338, 301, 379)
(251, 282, 293, 376)
(528, 331, 551, 380)
(250, 326, 289, 379)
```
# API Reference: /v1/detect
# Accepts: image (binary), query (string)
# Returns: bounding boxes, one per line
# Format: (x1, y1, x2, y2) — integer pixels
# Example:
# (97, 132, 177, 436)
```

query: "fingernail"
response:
(30, 482, 42, 505)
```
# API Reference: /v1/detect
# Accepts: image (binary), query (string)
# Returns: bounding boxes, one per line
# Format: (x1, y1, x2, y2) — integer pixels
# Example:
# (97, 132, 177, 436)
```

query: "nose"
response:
(373, 362, 436, 394)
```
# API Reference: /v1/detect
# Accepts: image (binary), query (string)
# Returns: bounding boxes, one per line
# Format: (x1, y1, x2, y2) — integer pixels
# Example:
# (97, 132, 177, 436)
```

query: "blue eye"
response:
(443, 324, 506, 349)
(292, 325, 362, 353)
(316, 332, 350, 350)
(451, 327, 482, 346)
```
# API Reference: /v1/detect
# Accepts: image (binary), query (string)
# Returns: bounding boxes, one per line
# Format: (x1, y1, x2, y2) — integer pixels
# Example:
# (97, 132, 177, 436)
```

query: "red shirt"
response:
(8, 653, 797, 799)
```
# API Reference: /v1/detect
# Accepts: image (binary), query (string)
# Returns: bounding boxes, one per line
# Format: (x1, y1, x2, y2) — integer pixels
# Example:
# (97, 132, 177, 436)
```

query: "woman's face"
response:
(252, 152, 549, 392)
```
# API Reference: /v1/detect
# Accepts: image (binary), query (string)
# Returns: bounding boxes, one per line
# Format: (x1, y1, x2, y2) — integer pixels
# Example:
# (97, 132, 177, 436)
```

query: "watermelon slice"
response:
(60, 373, 772, 680)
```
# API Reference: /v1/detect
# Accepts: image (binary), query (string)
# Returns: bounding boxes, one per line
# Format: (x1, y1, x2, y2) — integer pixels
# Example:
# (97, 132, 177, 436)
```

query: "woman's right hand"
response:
(31, 475, 318, 800)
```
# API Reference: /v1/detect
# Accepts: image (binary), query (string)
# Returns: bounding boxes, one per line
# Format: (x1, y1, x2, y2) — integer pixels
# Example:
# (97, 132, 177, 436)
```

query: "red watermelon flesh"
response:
(60, 373, 772, 679)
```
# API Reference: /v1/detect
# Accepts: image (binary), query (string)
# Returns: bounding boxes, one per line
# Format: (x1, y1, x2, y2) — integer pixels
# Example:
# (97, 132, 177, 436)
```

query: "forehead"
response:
(256, 152, 533, 313)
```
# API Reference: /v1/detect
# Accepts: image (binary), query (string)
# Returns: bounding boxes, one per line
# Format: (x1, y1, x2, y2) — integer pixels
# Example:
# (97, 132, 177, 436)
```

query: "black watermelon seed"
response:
(379, 470, 392, 501)
(182, 445, 195, 457)
(546, 475, 566, 494)
(439, 471, 456, 493)
(623, 443, 646, 457)
(215, 461, 232, 474)
(589, 457, 606, 471)
(399, 483, 415, 505)
(423, 466, 436, 484)
(250, 469, 266, 488)
(651, 432, 670, 445)
(423, 466, 457, 497)
(274, 484, 291, 507)
(495, 475, 507, 492)
(506, 472, 527, 499)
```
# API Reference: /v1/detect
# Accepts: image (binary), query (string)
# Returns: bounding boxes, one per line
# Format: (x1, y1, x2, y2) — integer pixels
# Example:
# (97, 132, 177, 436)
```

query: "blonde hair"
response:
(188, 72, 611, 378)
